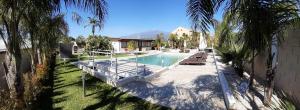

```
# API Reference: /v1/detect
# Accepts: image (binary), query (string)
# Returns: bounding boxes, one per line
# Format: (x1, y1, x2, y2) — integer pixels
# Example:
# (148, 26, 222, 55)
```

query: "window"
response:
(121, 42, 127, 48)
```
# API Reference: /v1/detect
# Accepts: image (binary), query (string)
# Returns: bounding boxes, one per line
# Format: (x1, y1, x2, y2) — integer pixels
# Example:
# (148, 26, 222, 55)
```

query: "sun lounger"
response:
(179, 52, 207, 65)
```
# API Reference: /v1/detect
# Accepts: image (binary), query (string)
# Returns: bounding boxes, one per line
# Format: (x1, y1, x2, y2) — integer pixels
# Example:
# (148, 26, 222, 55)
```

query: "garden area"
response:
(50, 59, 169, 110)
(1, 0, 300, 109)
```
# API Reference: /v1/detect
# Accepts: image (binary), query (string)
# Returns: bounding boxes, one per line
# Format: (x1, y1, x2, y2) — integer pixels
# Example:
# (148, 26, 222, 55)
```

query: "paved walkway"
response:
(120, 54, 226, 110)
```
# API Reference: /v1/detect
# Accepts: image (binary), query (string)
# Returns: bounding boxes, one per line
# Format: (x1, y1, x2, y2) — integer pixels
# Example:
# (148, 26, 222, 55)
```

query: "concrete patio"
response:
(119, 54, 226, 110)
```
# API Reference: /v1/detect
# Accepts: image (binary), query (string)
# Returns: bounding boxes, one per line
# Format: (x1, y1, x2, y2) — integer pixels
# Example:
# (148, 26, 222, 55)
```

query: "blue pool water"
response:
(129, 54, 185, 67)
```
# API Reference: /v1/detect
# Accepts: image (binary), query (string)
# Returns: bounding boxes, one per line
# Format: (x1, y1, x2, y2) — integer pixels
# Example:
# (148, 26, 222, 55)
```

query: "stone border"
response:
(218, 71, 236, 109)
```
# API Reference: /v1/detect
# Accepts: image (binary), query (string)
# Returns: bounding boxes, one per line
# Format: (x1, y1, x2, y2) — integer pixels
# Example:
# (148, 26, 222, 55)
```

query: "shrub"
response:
(23, 64, 49, 108)
(216, 46, 249, 77)
(127, 41, 136, 51)
(0, 90, 14, 110)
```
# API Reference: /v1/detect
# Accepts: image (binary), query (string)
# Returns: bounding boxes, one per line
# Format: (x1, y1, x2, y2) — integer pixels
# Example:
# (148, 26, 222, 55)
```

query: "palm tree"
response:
(191, 31, 200, 48)
(0, 0, 107, 108)
(187, 0, 299, 105)
(182, 33, 189, 49)
(38, 15, 69, 63)
(215, 15, 250, 77)
(155, 33, 163, 50)
(85, 17, 103, 36)
(168, 34, 177, 48)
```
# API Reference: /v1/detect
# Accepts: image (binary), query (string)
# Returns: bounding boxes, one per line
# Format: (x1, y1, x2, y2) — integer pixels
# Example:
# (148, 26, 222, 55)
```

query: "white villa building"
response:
(171, 27, 207, 50)
(171, 27, 193, 37)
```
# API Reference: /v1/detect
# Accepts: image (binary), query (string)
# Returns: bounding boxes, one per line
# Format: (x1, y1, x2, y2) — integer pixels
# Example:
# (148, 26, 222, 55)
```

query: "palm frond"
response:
(72, 12, 82, 24)
(187, 0, 224, 32)
(61, 0, 107, 28)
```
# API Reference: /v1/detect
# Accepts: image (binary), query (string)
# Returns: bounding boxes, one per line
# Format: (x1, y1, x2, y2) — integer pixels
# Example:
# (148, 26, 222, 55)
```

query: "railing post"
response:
(115, 57, 118, 81)
(92, 51, 95, 69)
(82, 71, 86, 97)
(110, 50, 113, 66)
(136, 53, 138, 76)
(144, 65, 146, 75)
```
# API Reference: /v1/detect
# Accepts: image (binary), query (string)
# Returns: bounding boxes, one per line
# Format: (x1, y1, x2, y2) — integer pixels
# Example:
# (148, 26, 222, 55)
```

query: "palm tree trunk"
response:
(13, 51, 25, 109)
(92, 26, 95, 36)
(249, 49, 255, 87)
(5, 53, 14, 90)
(30, 33, 36, 74)
(10, 1, 25, 108)
(264, 40, 275, 105)
(37, 48, 42, 65)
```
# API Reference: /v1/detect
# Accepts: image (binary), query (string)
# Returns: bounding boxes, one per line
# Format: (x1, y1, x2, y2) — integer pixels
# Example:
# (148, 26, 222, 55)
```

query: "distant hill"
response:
(120, 30, 169, 41)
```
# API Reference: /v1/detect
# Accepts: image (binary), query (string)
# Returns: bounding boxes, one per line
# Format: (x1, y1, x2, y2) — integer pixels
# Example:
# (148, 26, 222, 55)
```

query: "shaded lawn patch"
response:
(52, 60, 170, 110)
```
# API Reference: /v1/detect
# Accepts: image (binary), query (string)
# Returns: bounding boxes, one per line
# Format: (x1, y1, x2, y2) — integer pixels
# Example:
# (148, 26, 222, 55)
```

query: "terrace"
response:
(1, 0, 299, 109)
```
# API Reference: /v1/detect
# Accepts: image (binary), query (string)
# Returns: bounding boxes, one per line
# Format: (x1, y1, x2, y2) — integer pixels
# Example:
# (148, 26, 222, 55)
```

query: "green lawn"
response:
(52, 60, 170, 110)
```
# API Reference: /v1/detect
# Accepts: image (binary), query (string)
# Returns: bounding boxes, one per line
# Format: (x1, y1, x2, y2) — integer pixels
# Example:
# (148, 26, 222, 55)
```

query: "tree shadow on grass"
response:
(57, 68, 80, 75)
(51, 60, 170, 110)
(76, 76, 170, 110)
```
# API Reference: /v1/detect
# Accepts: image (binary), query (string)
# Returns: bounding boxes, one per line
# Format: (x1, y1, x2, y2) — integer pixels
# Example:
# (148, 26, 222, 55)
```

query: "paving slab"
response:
(120, 54, 226, 110)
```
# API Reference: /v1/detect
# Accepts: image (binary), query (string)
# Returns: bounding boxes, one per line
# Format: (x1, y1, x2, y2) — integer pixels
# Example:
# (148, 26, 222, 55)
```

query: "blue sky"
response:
(62, 0, 224, 38)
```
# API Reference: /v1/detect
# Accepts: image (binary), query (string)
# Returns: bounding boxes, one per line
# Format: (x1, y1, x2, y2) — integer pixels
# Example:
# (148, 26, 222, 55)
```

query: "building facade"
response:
(171, 27, 207, 49)
(109, 38, 154, 53)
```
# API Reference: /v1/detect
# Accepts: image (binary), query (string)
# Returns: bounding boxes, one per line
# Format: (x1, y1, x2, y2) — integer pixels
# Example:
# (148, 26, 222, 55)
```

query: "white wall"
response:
(246, 29, 300, 107)
(0, 39, 6, 50)
(111, 41, 121, 53)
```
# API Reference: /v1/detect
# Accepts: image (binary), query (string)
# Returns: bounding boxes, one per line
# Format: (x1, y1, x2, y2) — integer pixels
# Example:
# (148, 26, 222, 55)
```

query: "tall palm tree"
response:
(85, 17, 103, 36)
(0, 0, 107, 108)
(187, 0, 300, 105)
(155, 33, 163, 50)
(181, 33, 190, 50)
(191, 31, 200, 48)
(169, 34, 177, 48)
(38, 14, 69, 63)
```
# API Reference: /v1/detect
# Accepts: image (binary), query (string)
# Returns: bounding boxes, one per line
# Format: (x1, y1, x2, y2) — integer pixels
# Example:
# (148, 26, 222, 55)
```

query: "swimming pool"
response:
(129, 53, 185, 67)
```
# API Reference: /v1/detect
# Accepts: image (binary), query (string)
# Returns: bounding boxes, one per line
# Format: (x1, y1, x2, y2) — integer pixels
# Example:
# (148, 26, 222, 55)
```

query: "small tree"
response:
(98, 36, 112, 50)
(86, 35, 111, 51)
(127, 41, 136, 51)
(75, 35, 86, 48)
(60, 35, 74, 44)
(86, 35, 99, 51)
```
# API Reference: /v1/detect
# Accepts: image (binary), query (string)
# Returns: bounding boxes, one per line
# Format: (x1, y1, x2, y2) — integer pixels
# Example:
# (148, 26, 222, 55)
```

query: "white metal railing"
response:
(79, 50, 150, 96)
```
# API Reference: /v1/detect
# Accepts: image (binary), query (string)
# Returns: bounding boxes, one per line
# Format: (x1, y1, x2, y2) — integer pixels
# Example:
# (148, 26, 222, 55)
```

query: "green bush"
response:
(0, 90, 14, 110)
(86, 35, 112, 51)
(216, 45, 249, 77)
(127, 41, 136, 51)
